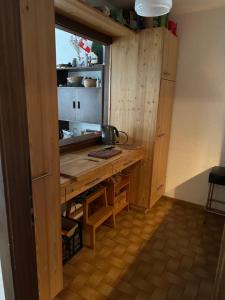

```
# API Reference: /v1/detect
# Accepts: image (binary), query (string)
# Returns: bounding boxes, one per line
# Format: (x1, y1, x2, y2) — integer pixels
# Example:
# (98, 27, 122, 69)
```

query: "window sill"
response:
(59, 132, 102, 153)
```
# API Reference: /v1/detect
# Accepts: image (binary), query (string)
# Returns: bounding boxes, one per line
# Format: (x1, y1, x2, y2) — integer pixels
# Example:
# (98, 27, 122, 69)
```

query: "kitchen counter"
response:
(60, 145, 144, 204)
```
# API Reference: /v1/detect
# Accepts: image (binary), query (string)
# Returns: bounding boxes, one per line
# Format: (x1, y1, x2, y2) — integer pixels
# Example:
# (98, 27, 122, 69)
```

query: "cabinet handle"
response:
(32, 172, 50, 182)
(77, 101, 80, 109)
(73, 101, 76, 109)
(85, 177, 101, 186)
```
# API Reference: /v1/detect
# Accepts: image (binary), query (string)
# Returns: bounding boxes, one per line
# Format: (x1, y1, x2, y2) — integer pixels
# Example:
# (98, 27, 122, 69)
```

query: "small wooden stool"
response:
(83, 186, 115, 249)
(107, 174, 130, 217)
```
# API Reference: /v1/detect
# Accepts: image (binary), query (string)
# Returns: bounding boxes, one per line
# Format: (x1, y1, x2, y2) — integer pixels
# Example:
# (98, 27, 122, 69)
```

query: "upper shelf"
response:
(56, 64, 104, 72)
(54, 0, 134, 38)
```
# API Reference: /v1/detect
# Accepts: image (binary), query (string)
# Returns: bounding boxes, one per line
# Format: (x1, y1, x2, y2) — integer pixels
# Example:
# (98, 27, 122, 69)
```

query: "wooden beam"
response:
(55, 13, 112, 45)
(54, 0, 134, 38)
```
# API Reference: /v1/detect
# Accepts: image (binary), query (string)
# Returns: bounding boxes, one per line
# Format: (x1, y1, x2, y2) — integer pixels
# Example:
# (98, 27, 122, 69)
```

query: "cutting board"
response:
(60, 158, 101, 180)
(88, 149, 122, 159)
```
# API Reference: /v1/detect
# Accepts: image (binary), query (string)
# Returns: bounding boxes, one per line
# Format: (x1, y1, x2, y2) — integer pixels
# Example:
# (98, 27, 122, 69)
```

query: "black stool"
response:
(206, 166, 225, 215)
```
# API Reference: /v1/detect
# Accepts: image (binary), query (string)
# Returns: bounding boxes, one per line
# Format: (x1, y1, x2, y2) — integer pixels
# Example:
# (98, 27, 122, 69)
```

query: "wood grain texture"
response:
(0, 1, 39, 298)
(111, 28, 164, 209)
(111, 28, 178, 209)
(19, 0, 63, 298)
(56, 197, 224, 300)
(150, 80, 175, 208)
(54, 0, 134, 38)
(214, 225, 225, 300)
(162, 29, 179, 81)
(60, 146, 144, 204)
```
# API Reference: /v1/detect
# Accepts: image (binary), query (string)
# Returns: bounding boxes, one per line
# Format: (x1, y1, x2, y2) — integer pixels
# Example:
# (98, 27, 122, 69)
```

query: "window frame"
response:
(55, 13, 112, 151)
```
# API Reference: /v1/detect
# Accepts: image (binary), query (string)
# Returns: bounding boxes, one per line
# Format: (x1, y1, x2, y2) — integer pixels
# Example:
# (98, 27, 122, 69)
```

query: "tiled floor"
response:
(55, 197, 224, 300)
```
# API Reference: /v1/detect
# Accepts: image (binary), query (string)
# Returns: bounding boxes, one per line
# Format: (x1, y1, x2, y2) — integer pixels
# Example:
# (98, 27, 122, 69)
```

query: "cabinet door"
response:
(20, 0, 63, 298)
(58, 87, 76, 121)
(76, 88, 102, 124)
(150, 80, 175, 208)
(156, 80, 175, 136)
(150, 134, 170, 208)
(162, 29, 178, 81)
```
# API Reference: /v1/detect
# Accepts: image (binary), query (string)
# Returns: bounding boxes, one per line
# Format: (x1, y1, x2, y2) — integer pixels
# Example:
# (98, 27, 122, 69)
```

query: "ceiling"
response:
(108, 0, 225, 15)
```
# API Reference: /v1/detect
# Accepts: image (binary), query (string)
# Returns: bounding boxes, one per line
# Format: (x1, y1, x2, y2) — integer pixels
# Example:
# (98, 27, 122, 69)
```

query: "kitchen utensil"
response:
(101, 125, 128, 145)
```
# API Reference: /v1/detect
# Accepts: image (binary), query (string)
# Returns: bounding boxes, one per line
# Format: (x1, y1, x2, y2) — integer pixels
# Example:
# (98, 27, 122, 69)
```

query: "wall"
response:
(165, 8, 225, 206)
(0, 260, 5, 300)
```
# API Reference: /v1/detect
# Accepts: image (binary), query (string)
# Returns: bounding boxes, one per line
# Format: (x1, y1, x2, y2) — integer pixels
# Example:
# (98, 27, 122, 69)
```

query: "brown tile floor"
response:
(55, 197, 224, 300)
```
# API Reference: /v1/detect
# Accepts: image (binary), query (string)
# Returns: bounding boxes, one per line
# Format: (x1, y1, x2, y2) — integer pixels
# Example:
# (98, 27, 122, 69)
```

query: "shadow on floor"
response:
(168, 168, 212, 207)
(57, 197, 224, 300)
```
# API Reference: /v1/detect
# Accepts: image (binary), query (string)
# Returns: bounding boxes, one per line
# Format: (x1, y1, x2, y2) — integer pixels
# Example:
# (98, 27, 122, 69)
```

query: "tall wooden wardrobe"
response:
(20, 0, 63, 299)
(111, 28, 178, 210)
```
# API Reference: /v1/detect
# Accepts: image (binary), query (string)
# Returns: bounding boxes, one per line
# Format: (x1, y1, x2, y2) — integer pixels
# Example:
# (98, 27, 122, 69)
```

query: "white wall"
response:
(0, 260, 5, 300)
(165, 8, 225, 205)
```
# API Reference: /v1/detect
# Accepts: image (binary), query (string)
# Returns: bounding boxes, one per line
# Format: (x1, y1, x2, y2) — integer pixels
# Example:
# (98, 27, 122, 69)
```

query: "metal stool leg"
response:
(206, 183, 214, 209)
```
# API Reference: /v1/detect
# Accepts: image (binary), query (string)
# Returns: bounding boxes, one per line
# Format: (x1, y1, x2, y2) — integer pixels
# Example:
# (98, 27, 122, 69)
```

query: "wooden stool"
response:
(107, 174, 130, 217)
(83, 186, 115, 249)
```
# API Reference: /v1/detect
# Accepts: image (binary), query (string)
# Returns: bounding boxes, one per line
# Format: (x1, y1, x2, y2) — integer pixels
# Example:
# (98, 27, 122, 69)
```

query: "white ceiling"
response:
(108, 0, 225, 15)
(172, 0, 225, 15)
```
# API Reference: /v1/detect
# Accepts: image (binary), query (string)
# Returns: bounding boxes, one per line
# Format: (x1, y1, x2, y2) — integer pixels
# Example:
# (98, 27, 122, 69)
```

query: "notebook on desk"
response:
(88, 148, 122, 159)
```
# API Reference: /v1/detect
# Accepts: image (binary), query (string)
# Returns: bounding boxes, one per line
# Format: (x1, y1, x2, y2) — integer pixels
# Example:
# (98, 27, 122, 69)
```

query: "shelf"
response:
(57, 86, 102, 89)
(54, 0, 134, 38)
(57, 65, 104, 72)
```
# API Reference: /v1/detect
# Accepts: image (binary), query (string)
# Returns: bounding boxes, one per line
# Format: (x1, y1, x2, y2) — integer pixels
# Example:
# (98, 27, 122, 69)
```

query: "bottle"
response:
(96, 78, 100, 88)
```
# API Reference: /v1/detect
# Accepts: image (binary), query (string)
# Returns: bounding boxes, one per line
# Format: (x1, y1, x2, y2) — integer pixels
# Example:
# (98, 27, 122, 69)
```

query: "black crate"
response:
(62, 218, 83, 264)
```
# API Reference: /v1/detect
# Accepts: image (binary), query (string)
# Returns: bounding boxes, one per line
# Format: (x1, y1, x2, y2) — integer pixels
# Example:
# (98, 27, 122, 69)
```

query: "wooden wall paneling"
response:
(162, 29, 179, 81)
(111, 28, 164, 209)
(110, 34, 139, 142)
(20, 0, 63, 299)
(134, 29, 164, 208)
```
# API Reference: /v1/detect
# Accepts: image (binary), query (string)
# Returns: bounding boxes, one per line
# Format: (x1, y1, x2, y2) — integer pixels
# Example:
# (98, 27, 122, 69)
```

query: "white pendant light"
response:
(135, 0, 172, 17)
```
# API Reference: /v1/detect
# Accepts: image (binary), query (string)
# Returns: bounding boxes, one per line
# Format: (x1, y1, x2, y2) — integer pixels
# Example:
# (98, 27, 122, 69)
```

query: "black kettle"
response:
(101, 125, 128, 145)
(101, 125, 119, 145)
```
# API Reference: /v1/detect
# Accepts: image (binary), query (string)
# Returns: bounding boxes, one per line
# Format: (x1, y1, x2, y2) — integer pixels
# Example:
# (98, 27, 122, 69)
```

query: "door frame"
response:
(0, 1, 39, 299)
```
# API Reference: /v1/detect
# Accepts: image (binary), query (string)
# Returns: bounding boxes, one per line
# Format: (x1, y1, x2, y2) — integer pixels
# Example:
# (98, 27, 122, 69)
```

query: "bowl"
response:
(83, 78, 97, 88)
(67, 76, 83, 85)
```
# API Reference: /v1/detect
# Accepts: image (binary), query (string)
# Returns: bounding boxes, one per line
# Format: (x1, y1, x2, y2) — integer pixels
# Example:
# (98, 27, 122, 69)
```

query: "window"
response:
(55, 26, 109, 146)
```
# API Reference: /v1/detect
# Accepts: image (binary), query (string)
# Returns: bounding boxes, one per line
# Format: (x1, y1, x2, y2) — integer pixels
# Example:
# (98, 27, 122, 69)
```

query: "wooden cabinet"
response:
(57, 87, 102, 124)
(162, 29, 179, 81)
(156, 80, 175, 136)
(150, 134, 170, 208)
(150, 80, 175, 207)
(20, 0, 63, 299)
(111, 28, 178, 210)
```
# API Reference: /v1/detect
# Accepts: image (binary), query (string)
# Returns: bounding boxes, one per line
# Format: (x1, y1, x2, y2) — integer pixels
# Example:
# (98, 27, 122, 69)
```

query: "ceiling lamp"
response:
(135, 0, 172, 17)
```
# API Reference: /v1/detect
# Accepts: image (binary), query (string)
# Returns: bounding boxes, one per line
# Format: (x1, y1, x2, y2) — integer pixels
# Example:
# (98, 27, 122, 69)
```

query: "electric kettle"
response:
(101, 125, 128, 145)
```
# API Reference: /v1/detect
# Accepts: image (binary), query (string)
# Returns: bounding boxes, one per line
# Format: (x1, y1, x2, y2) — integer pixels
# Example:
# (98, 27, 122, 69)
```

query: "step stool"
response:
(83, 186, 115, 249)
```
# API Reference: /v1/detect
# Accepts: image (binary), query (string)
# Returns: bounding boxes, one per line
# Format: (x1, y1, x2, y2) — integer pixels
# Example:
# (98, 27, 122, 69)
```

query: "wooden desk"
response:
(60, 145, 144, 204)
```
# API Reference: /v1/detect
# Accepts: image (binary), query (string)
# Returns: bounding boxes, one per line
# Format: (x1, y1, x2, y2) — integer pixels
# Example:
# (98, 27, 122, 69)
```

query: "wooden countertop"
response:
(60, 145, 144, 189)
